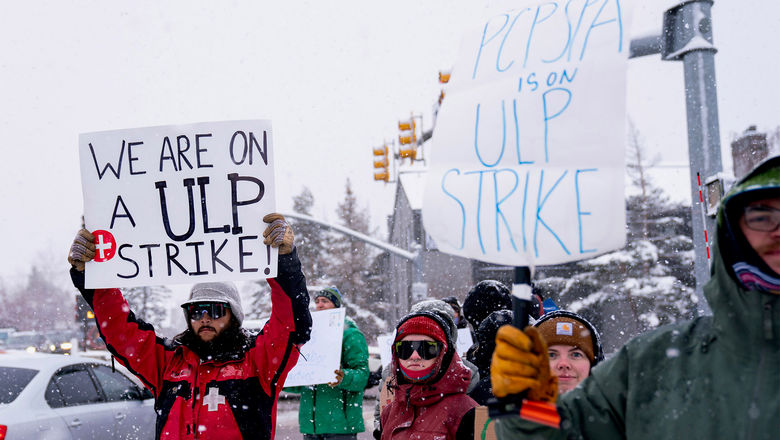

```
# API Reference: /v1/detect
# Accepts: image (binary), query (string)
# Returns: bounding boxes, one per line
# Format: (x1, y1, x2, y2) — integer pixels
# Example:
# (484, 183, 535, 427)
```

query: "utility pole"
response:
(629, 0, 722, 315)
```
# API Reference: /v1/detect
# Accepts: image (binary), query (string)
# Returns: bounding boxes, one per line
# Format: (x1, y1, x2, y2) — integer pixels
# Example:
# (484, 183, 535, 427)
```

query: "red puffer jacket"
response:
(381, 352, 478, 440)
(70, 249, 312, 440)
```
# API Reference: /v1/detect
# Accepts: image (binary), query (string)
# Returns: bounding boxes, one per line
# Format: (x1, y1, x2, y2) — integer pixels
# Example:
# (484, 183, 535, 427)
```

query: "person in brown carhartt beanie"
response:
(535, 313, 598, 365)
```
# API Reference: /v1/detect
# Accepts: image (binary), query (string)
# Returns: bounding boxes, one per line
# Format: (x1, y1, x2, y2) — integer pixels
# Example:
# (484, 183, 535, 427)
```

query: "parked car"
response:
(4, 331, 48, 353)
(0, 351, 155, 439)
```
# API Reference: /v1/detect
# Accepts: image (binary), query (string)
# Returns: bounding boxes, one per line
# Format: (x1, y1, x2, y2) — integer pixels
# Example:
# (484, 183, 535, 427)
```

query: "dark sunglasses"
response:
(184, 302, 230, 321)
(744, 206, 780, 232)
(394, 340, 442, 360)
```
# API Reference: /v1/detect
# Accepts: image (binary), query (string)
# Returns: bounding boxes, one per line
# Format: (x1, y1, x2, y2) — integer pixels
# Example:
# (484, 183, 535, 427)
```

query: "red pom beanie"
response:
(395, 316, 448, 349)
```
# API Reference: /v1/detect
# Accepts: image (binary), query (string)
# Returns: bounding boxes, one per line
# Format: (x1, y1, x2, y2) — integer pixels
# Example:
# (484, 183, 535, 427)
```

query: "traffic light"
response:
(438, 70, 451, 105)
(373, 145, 390, 182)
(399, 146, 417, 161)
(398, 118, 417, 145)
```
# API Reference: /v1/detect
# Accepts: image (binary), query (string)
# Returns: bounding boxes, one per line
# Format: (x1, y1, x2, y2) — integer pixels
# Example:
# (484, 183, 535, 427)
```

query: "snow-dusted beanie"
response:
(315, 286, 343, 308)
(462, 280, 512, 329)
(536, 314, 595, 364)
(409, 299, 457, 343)
(182, 282, 244, 325)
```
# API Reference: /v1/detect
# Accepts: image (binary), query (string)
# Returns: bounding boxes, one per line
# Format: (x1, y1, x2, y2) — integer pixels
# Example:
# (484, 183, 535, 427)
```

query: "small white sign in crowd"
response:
(284, 308, 346, 387)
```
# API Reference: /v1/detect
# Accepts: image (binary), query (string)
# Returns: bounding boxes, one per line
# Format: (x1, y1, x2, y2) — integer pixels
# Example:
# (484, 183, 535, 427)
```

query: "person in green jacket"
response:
(287, 286, 370, 440)
(490, 155, 780, 440)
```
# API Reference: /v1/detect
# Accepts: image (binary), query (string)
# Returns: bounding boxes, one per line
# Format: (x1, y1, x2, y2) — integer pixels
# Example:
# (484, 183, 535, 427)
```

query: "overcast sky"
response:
(1, 0, 778, 289)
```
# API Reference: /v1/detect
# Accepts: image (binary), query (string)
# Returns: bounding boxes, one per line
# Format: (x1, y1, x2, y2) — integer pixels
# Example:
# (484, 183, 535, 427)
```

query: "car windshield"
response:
(0, 366, 39, 403)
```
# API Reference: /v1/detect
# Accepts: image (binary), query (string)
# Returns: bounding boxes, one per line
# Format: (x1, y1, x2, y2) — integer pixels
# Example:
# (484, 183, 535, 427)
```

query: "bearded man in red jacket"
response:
(67, 213, 312, 440)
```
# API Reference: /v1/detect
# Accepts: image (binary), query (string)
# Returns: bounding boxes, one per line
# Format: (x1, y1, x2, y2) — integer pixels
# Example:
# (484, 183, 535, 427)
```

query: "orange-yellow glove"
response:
(491, 325, 558, 403)
(67, 229, 96, 271)
(262, 213, 295, 255)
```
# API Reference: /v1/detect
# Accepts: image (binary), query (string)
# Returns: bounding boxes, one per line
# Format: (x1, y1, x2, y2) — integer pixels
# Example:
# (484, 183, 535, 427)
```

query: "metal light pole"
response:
(630, 0, 722, 315)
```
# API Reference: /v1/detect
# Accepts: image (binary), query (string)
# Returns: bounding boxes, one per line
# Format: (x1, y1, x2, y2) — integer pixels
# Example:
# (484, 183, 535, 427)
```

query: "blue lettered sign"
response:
(423, 0, 633, 266)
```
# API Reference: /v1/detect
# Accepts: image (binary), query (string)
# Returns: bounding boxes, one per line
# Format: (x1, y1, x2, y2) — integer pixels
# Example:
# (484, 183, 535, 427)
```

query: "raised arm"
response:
(68, 230, 172, 396)
(251, 214, 312, 394)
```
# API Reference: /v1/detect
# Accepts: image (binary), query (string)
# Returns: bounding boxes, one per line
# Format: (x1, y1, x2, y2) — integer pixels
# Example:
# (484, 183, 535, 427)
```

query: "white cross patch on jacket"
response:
(203, 387, 225, 411)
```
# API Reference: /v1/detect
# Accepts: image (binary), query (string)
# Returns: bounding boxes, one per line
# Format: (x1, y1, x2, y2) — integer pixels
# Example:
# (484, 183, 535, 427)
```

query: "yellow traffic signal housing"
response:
(374, 158, 388, 168)
(398, 134, 417, 145)
(398, 119, 416, 131)
(399, 148, 417, 160)
(439, 70, 451, 84)
(373, 144, 390, 182)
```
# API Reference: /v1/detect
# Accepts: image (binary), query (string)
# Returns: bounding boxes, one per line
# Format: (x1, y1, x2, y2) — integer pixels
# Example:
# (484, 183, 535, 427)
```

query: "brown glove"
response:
(67, 229, 96, 272)
(491, 325, 558, 403)
(328, 369, 345, 387)
(262, 213, 294, 255)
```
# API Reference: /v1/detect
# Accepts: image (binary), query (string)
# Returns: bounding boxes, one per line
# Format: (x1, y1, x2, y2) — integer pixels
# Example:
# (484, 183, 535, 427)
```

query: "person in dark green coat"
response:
(287, 286, 370, 440)
(490, 156, 780, 439)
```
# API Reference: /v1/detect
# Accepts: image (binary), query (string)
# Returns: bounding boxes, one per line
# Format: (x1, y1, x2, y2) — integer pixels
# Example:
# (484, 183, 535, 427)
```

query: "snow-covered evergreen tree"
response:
(9, 265, 71, 331)
(244, 280, 272, 321)
(122, 285, 171, 327)
(326, 179, 387, 343)
(534, 126, 697, 352)
(290, 186, 331, 285)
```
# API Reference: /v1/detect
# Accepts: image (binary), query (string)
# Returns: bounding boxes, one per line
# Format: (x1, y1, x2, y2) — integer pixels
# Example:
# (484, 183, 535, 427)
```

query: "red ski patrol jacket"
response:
(70, 249, 312, 440)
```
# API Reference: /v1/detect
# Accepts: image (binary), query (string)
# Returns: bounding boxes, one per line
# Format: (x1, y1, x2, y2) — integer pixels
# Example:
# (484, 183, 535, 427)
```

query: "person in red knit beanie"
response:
(380, 311, 477, 440)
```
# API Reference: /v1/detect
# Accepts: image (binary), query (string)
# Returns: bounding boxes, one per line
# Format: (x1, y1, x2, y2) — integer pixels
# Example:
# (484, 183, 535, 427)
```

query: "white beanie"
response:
(181, 282, 244, 325)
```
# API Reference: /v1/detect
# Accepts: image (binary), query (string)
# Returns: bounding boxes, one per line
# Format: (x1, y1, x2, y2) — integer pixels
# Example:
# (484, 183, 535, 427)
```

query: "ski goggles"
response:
(743, 205, 780, 232)
(184, 302, 230, 321)
(394, 340, 442, 360)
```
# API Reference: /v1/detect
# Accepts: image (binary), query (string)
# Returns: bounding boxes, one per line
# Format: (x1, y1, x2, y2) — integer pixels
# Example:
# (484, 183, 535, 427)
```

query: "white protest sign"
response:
(377, 332, 395, 369)
(423, 0, 633, 266)
(79, 120, 276, 288)
(456, 328, 474, 357)
(284, 307, 346, 387)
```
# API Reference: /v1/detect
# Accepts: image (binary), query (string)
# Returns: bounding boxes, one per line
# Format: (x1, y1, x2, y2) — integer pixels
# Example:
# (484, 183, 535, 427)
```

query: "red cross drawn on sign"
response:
(91, 230, 117, 262)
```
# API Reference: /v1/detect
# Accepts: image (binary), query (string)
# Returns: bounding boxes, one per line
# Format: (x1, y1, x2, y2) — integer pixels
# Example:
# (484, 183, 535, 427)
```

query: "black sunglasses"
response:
(744, 205, 780, 232)
(394, 340, 442, 360)
(184, 302, 230, 321)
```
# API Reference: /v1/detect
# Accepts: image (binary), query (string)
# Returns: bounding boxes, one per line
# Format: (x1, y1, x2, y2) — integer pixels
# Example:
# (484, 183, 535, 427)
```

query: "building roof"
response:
(399, 170, 428, 211)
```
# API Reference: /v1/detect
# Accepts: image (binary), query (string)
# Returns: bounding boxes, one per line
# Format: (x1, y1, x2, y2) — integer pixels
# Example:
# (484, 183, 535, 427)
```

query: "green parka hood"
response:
(716, 155, 780, 292)
(707, 156, 780, 353)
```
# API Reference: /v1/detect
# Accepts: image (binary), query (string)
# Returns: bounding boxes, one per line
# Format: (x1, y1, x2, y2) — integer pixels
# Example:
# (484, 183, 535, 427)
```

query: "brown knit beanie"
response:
(536, 316, 595, 363)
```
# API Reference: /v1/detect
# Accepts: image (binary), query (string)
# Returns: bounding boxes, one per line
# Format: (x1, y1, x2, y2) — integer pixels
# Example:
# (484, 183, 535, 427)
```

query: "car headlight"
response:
(25, 346, 36, 353)
(49, 344, 57, 352)
(61, 342, 73, 350)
